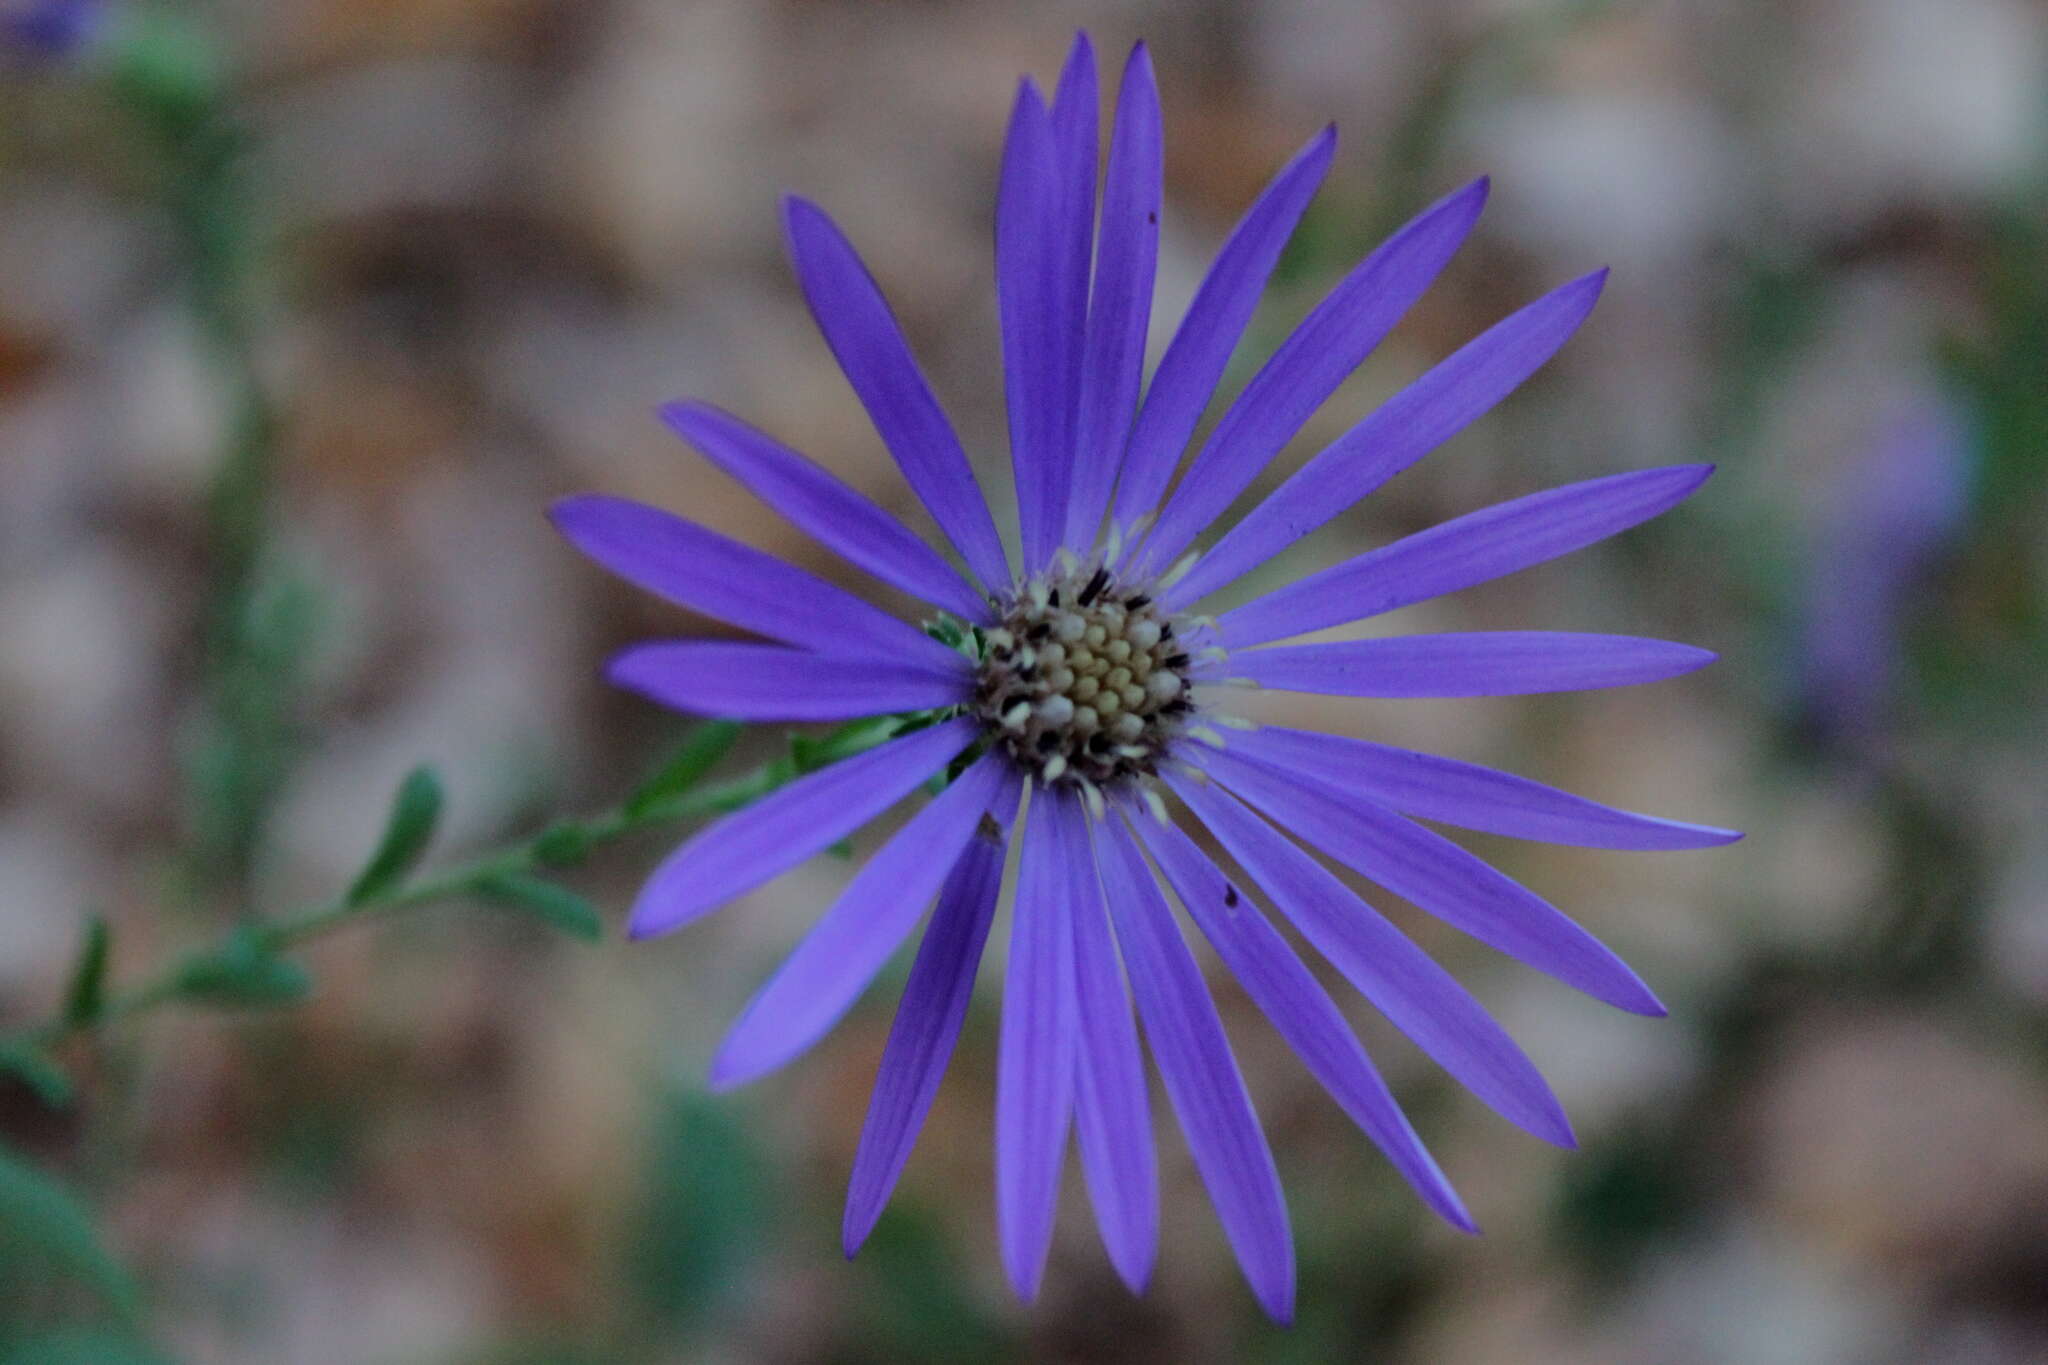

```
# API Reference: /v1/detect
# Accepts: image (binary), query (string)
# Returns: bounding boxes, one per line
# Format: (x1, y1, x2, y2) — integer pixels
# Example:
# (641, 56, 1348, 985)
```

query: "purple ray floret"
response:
(550, 28, 1735, 1321)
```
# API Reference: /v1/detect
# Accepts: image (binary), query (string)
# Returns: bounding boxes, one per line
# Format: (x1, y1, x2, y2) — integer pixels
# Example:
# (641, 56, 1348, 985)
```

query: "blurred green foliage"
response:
(622, 1091, 773, 1335)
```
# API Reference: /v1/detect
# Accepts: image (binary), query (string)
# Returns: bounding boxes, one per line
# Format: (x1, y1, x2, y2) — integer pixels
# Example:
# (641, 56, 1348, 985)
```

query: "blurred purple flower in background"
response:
(1800, 396, 1972, 746)
(0, 0, 99, 63)
(554, 32, 1736, 1321)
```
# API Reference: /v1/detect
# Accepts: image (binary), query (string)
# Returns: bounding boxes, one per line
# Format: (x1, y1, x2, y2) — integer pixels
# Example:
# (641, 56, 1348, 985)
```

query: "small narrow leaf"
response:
(62, 917, 112, 1028)
(530, 822, 596, 869)
(0, 1142, 140, 1317)
(627, 722, 743, 818)
(477, 872, 604, 942)
(0, 1043, 73, 1107)
(345, 767, 444, 906)
(173, 929, 312, 1007)
(792, 715, 900, 773)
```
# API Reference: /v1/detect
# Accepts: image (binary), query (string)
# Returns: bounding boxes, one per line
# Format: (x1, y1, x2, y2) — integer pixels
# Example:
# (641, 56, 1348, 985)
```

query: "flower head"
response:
(553, 33, 1736, 1320)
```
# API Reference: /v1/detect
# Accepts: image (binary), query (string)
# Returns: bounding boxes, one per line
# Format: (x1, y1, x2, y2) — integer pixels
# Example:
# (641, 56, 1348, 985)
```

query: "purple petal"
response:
(707, 756, 1013, 1089)
(999, 80, 1080, 573)
(1168, 270, 1608, 606)
(548, 495, 963, 673)
(1217, 632, 1716, 697)
(1050, 31, 1101, 399)
(1217, 465, 1715, 647)
(781, 196, 1012, 590)
(1095, 814, 1294, 1323)
(1136, 179, 1489, 574)
(1231, 725, 1741, 851)
(1110, 127, 1337, 532)
(607, 642, 970, 722)
(1172, 779, 1572, 1147)
(1065, 42, 1163, 547)
(1068, 807, 1158, 1292)
(843, 826, 1007, 1255)
(1192, 745, 1664, 1015)
(627, 717, 977, 939)
(997, 787, 1080, 1301)
(1138, 804, 1475, 1233)
(661, 401, 993, 624)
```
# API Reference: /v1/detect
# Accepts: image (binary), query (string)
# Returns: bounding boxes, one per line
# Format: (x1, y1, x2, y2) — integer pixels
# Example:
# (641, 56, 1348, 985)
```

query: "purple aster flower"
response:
(1799, 395, 1971, 746)
(553, 33, 1736, 1321)
(0, 0, 101, 62)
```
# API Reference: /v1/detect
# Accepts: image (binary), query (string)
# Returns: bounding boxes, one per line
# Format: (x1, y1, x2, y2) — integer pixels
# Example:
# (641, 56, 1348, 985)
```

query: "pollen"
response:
(974, 561, 1197, 788)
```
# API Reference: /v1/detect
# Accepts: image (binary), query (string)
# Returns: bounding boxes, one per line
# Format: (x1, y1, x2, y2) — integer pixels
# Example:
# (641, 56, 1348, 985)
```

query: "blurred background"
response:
(3, 0, 2045, 1360)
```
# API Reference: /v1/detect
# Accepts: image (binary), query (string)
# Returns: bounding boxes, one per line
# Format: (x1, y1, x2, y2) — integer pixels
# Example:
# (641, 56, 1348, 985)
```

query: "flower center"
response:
(974, 562, 1194, 789)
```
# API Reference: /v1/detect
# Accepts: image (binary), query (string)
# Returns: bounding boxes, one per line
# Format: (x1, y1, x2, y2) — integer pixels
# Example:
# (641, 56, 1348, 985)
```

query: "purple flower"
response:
(554, 34, 1736, 1320)
(1800, 396, 1971, 745)
(0, 0, 100, 62)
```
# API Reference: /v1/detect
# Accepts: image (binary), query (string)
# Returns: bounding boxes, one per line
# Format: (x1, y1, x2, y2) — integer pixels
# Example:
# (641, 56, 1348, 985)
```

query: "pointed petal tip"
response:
(600, 646, 647, 689)
(703, 1047, 758, 1094)
(622, 910, 669, 942)
(777, 193, 831, 250)
(1003, 1262, 1047, 1306)
(653, 396, 698, 430)
(544, 491, 605, 533)
(625, 878, 718, 944)
(1665, 460, 1718, 498)
(1621, 983, 1670, 1018)
(702, 1064, 749, 1095)
(842, 1181, 883, 1260)
(1254, 1279, 1297, 1326)
(1110, 1253, 1154, 1297)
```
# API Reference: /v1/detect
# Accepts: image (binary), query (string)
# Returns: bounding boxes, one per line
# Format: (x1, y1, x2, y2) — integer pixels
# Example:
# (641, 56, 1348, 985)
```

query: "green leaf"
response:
(852, 1206, 1020, 1363)
(62, 917, 113, 1029)
(174, 929, 311, 1007)
(345, 767, 444, 906)
(529, 822, 595, 870)
(0, 1143, 140, 1318)
(791, 715, 899, 773)
(476, 873, 603, 942)
(0, 1043, 73, 1108)
(626, 722, 742, 818)
(625, 1093, 771, 1327)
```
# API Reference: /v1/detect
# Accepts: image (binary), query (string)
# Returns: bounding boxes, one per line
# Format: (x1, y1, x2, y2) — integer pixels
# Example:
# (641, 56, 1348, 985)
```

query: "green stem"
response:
(0, 762, 788, 1056)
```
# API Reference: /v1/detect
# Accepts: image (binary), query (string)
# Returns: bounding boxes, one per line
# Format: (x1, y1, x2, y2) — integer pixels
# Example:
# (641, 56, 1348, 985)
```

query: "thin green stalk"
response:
(0, 760, 789, 1057)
